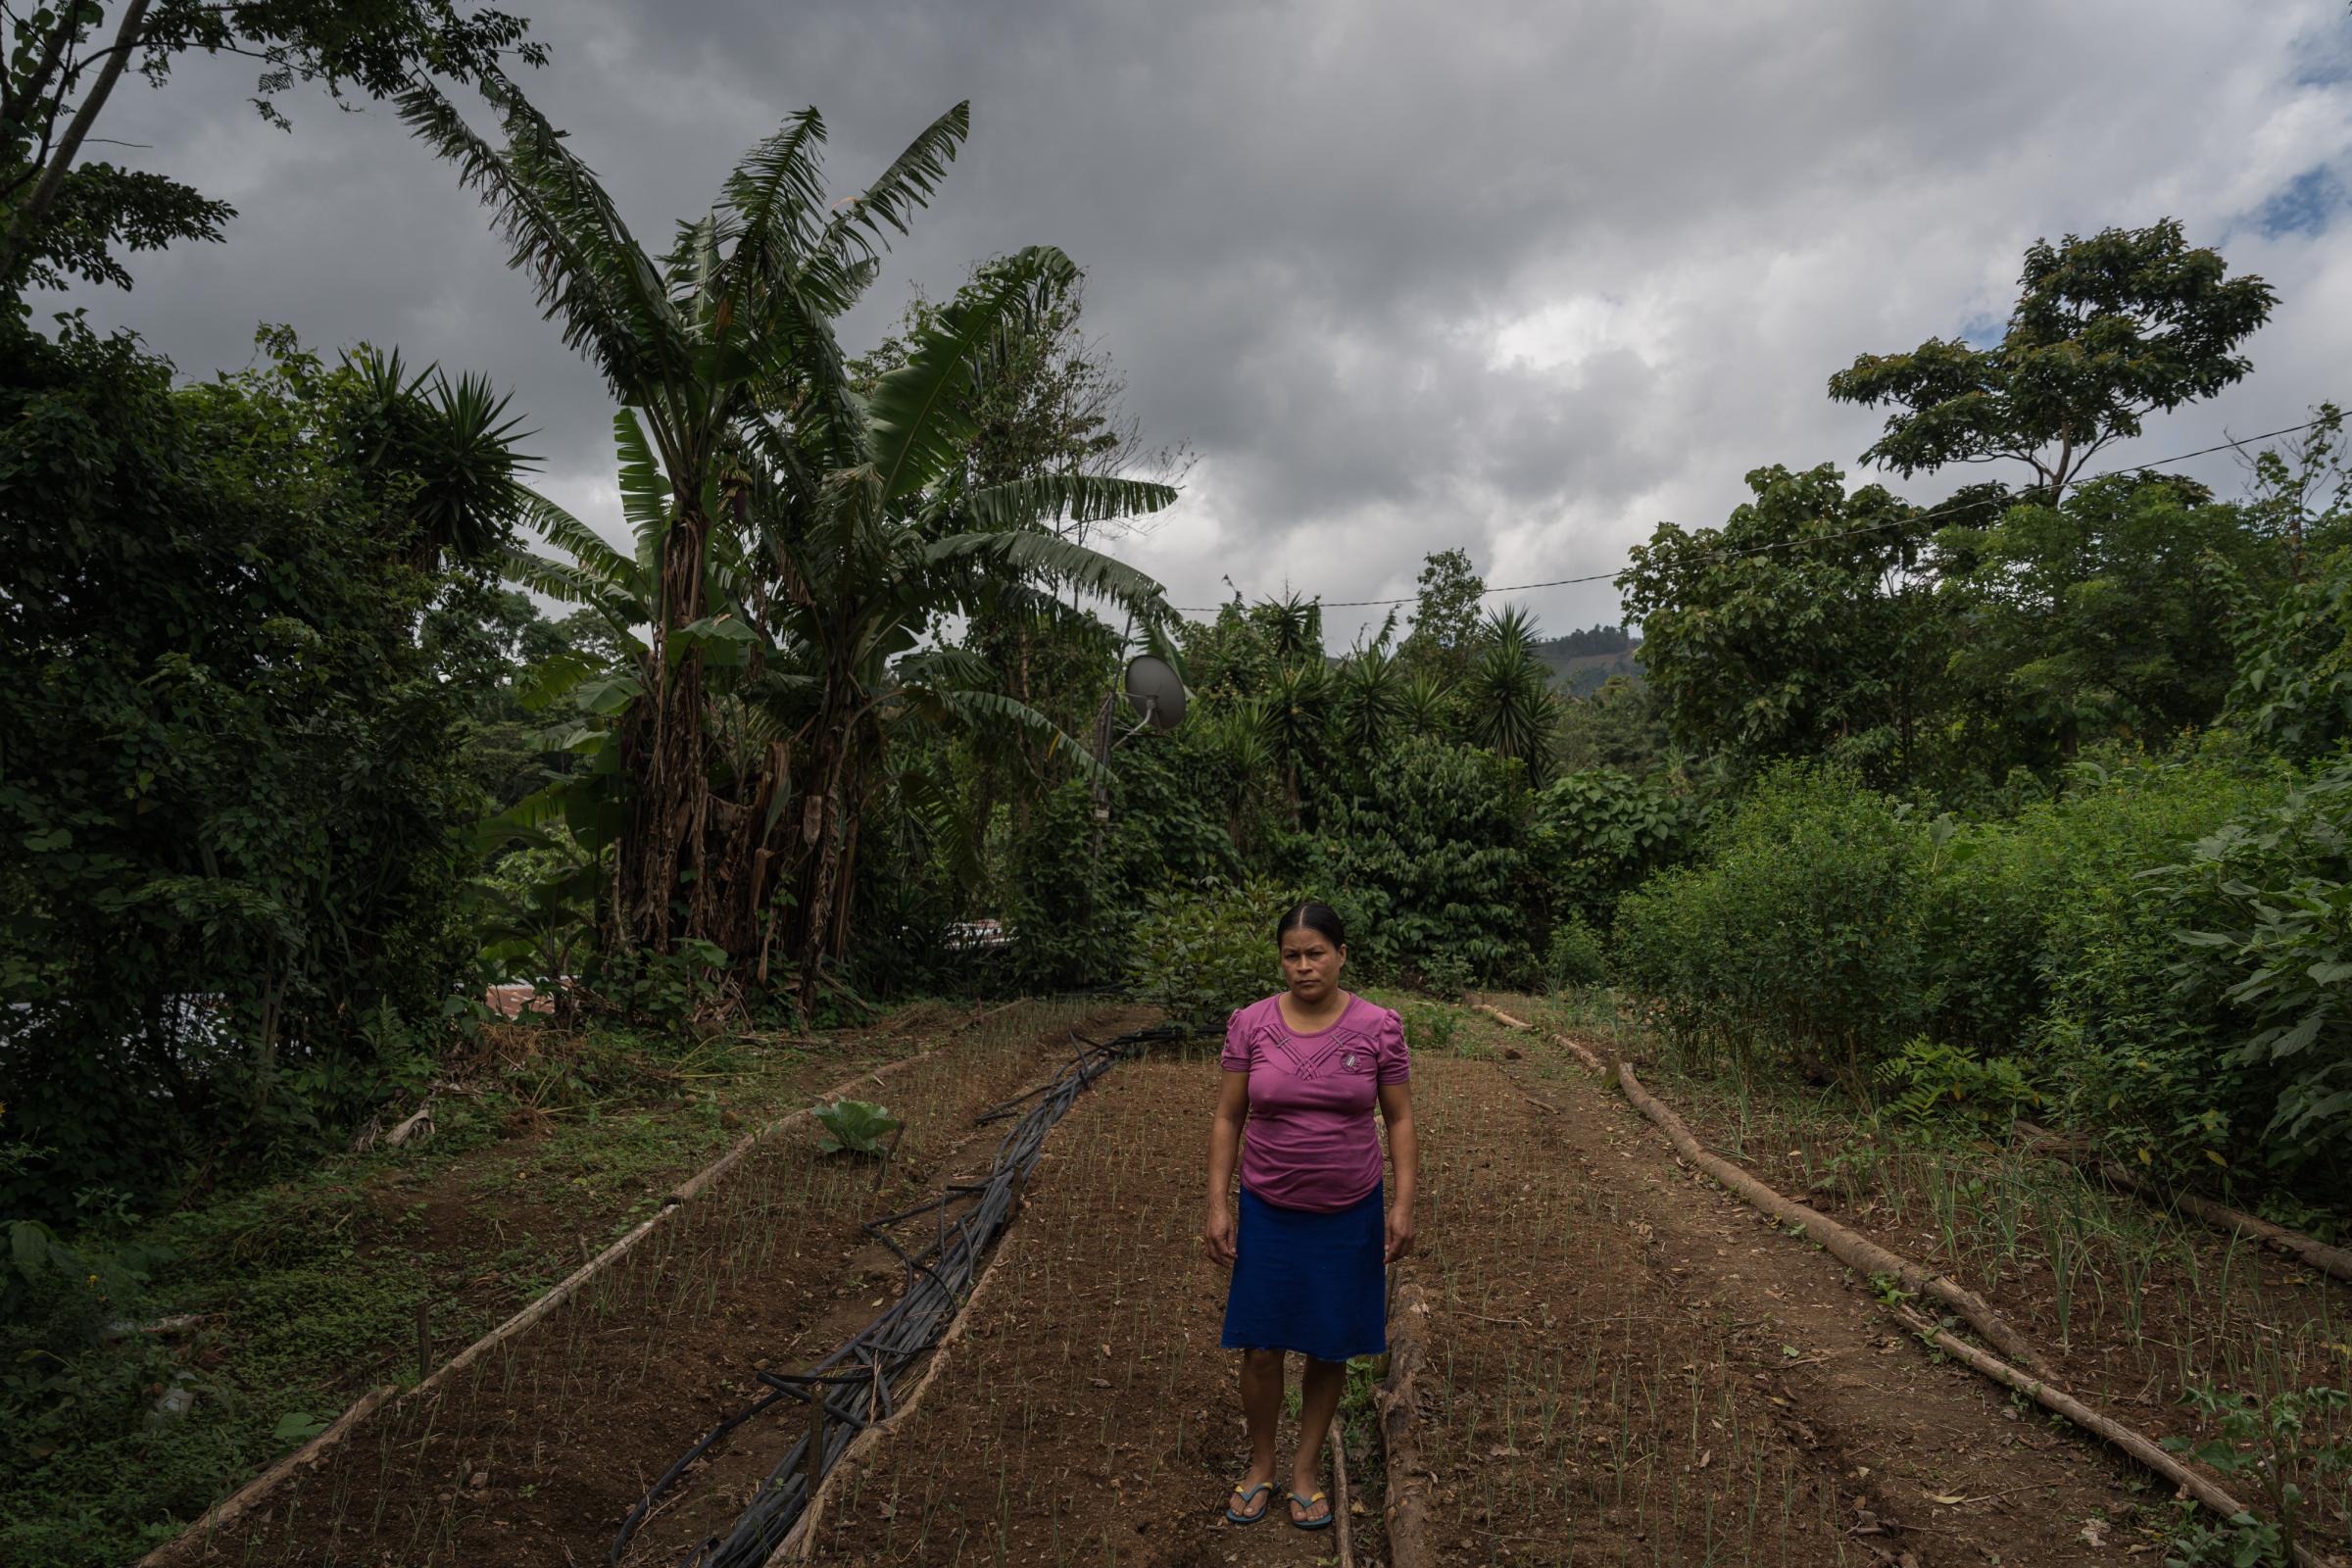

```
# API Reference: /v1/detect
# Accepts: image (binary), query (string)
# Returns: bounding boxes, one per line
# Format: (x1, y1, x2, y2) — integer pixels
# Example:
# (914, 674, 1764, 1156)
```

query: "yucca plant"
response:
(1399, 670, 1457, 736)
(1334, 644, 1404, 756)
(1463, 606, 1558, 774)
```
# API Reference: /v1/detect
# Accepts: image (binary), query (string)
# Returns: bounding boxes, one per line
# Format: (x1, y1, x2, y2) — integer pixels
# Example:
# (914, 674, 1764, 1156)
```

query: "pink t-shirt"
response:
(1221, 993, 1409, 1212)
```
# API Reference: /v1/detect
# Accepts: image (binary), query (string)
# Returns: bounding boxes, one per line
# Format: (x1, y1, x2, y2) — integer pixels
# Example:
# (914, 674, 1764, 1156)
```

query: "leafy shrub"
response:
(1545, 914, 1608, 992)
(1313, 738, 1537, 990)
(1532, 769, 1692, 927)
(1874, 1038, 2040, 1129)
(1128, 876, 1296, 1035)
(2161, 1383, 2350, 1567)
(2128, 760, 2352, 1197)
(1613, 763, 1925, 1087)
(1915, 741, 2286, 1060)
(811, 1099, 903, 1156)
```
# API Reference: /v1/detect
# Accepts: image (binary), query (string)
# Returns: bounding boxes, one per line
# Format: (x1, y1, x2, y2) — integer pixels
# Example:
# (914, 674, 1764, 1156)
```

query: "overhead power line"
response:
(1168, 416, 2331, 615)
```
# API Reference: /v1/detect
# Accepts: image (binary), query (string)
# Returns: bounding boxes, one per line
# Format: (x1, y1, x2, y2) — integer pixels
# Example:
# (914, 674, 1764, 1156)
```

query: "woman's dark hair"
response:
(1274, 901, 1346, 948)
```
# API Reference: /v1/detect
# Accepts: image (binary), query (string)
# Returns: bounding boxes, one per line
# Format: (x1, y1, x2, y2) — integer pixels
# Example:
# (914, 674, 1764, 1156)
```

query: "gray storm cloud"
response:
(43, 0, 2352, 644)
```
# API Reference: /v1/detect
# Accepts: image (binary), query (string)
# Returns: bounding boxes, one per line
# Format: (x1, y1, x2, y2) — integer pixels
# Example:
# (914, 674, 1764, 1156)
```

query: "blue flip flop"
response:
(1226, 1480, 1274, 1524)
(1287, 1489, 1334, 1531)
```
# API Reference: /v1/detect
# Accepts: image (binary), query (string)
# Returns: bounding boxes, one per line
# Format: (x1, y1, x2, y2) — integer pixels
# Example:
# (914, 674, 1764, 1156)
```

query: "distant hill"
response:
(1533, 625, 1642, 696)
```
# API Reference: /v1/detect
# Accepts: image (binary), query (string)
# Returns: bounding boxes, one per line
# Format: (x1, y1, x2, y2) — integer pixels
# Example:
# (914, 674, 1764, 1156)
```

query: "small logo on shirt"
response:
(1344, 1053, 1356, 1068)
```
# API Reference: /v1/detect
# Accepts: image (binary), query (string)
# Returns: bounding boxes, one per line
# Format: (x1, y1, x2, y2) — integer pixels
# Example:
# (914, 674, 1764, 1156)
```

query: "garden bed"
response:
(12, 1002, 1054, 1568)
(1492, 993, 2352, 1562)
(161, 1001, 1144, 1567)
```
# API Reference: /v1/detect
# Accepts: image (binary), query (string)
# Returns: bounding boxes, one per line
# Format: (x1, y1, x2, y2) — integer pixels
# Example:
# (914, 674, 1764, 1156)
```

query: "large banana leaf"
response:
(891, 645, 996, 692)
(711, 109, 831, 315)
(500, 543, 640, 626)
(866, 246, 1079, 502)
(515, 492, 635, 589)
(397, 75, 684, 402)
(936, 473, 1178, 534)
(923, 527, 1169, 619)
(612, 409, 670, 589)
(927, 689, 1106, 783)
(794, 102, 970, 317)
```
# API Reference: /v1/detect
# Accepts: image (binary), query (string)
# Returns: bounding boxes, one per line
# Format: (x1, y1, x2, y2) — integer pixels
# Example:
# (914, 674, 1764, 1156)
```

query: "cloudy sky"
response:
(43, 0, 2352, 646)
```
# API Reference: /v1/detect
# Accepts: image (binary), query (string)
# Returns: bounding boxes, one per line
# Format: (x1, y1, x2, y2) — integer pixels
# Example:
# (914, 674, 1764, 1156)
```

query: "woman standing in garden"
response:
(1203, 901, 1418, 1531)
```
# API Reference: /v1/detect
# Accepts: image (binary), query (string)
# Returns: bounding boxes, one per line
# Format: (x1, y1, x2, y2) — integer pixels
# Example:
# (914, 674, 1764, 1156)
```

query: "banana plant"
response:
(404, 75, 1180, 1014)
(399, 74, 982, 960)
(730, 243, 1176, 1009)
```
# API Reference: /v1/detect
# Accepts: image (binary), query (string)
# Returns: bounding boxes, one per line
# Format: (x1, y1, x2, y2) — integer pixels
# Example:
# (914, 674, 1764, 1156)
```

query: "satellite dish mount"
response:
(1090, 654, 1188, 831)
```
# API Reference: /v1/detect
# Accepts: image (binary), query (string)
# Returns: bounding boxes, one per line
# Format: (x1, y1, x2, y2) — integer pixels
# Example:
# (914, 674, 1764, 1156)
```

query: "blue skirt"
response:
(1220, 1184, 1387, 1363)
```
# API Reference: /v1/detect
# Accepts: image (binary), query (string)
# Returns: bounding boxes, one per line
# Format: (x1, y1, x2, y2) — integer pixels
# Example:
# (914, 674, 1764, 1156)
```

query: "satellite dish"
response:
(1123, 655, 1187, 733)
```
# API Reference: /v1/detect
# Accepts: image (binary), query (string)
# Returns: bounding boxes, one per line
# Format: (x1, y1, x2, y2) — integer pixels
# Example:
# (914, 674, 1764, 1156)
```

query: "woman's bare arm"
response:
(1379, 1080, 1418, 1261)
(1202, 1070, 1250, 1264)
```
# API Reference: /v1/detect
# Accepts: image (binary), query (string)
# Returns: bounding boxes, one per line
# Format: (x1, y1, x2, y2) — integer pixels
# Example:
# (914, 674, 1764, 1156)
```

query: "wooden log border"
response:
(1376, 1275, 1434, 1568)
(1470, 1004, 2049, 1376)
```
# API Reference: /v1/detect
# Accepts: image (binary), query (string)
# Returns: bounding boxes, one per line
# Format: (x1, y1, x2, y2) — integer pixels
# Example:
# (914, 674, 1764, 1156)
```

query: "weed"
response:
(2162, 1383, 2351, 1566)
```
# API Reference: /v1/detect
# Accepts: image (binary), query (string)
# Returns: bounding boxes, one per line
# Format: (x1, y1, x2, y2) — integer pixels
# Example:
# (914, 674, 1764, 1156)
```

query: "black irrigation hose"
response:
(610, 1022, 1182, 1568)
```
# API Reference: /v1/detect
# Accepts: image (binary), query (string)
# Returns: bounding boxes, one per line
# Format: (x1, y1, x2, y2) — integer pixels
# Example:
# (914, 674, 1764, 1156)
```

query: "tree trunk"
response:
(617, 501, 710, 956)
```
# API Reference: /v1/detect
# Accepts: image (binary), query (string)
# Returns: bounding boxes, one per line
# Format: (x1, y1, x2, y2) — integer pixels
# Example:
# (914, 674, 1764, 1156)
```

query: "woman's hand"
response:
(1385, 1202, 1415, 1263)
(1202, 1203, 1237, 1267)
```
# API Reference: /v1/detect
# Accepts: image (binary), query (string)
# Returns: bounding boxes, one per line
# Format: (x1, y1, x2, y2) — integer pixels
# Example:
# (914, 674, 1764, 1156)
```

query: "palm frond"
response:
(867, 245, 1079, 502)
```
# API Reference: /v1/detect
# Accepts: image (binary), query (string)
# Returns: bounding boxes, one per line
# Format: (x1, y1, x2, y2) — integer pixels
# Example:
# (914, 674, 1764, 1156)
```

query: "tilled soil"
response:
(806, 1050, 1368, 1568)
(812, 1018, 2160, 1567)
(1411, 1010, 2144, 1565)
(170, 1001, 1148, 1568)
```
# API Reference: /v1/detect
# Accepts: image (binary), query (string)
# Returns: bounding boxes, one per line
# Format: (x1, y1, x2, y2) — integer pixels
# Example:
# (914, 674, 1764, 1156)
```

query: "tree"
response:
(0, 321, 528, 1214)
(1620, 464, 1944, 787)
(0, 1, 540, 294)
(1828, 220, 2275, 501)
(1934, 473, 2257, 771)
(1397, 548, 1485, 675)
(1556, 675, 1670, 776)
(1315, 737, 1535, 992)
